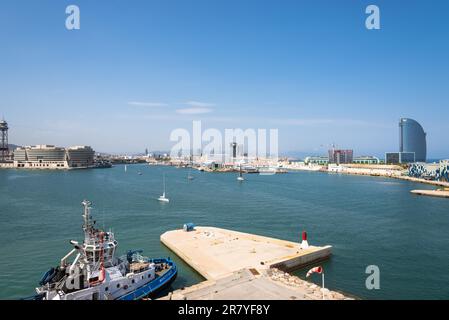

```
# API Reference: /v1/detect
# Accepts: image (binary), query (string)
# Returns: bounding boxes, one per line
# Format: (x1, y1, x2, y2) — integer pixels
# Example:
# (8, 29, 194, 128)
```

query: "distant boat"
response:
(125, 165, 128, 172)
(237, 165, 245, 181)
(158, 174, 169, 202)
(138, 171, 142, 176)
(259, 167, 277, 175)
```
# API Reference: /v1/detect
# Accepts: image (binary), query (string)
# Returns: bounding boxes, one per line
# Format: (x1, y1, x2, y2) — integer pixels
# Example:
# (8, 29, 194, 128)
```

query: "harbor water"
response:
(1, 164, 449, 300)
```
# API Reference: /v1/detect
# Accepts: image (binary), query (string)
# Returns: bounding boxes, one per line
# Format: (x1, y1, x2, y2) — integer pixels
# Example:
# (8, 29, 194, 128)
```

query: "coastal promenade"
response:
(286, 163, 449, 188)
(160, 226, 351, 300)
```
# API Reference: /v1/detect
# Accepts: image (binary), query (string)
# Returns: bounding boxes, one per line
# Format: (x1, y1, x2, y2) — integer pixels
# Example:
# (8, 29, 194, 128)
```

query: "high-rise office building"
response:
(328, 149, 353, 164)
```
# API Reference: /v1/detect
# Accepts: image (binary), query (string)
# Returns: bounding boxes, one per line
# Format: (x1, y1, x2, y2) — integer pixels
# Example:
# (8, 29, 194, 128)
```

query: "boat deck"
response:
(155, 266, 171, 278)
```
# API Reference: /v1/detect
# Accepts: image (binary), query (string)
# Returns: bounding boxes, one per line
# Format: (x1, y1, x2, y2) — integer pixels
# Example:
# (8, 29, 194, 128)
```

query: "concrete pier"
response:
(411, 189, 449, 198)
(160, 226, 350, 300)
(161, 268, 350, 300)
(161, 226, 331, 280)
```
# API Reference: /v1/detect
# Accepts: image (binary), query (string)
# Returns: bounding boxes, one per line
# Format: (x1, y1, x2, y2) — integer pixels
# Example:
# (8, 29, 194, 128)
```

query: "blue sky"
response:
(1, 0, 448, 157)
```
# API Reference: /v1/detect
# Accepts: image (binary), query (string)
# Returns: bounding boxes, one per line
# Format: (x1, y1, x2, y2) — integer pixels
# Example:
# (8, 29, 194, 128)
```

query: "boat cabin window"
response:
(105, 248, 114, 260)
(86, 250, 94, 262)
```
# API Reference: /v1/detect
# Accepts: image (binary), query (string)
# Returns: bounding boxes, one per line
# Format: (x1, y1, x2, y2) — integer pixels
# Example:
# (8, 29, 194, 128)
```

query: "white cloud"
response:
(185, 101, 216, 108)
(127, 101, 168, 107)
(269, 118, 334, 126)
(176, 107, 213, 115)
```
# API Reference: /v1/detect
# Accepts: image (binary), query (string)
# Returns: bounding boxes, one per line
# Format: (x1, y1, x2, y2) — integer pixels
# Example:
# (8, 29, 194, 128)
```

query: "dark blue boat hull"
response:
(117, 258, 177, 300)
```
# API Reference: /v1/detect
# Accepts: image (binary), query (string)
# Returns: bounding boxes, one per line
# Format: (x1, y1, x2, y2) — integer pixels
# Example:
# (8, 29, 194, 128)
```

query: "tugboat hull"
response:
(118, 260, 177, 300)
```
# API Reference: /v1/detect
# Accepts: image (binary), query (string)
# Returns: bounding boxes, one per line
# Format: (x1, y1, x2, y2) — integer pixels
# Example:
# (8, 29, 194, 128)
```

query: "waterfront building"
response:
(328, 149, 353, 164)
(385, 152, 415, 164)
(66, 146, 95, 168)
(399, 118, 427, 162)
(13, 145, 95, 169)
(353, 156, 380, 165)
(385, 152, 399, 164)
(304, 156, 329, 165)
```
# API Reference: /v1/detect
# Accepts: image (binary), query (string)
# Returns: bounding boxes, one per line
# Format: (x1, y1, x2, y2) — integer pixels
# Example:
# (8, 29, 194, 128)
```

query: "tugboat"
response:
(32, 200, 177, 300)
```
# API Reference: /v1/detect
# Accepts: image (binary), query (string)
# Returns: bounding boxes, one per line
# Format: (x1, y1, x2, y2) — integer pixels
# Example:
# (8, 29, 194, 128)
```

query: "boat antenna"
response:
(82, 200, 93, 240)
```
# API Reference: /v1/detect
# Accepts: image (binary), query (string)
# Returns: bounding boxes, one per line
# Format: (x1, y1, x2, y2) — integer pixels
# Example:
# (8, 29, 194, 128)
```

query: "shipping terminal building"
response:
(0, 119, 95, 169)
(13, 145, 95, 169)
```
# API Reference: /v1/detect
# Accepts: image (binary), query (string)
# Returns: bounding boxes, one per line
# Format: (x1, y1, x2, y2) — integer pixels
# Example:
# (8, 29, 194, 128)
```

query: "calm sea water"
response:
(1, 164, 449, 300)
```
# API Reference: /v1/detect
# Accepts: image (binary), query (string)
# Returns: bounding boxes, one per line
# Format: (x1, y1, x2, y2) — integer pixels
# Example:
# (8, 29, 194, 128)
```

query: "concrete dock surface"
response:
(160, 226, 350, 300)
(411, 189, 449, 198)
(161, 226, 332, 280)
(160, 268, 351, 300)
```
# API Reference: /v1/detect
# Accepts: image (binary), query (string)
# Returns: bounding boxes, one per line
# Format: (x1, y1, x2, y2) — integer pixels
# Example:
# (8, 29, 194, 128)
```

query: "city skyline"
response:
(1, 0, 448, 157)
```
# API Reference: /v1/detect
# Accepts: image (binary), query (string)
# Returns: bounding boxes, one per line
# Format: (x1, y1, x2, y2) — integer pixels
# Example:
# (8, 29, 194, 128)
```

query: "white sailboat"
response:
(124, 165, 127, 172)
(158, 174, 170, 202)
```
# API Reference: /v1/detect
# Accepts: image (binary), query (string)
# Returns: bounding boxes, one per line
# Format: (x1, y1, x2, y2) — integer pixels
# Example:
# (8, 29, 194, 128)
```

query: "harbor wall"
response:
(325, 164, 449, 188)
(271, 245, 332, 272)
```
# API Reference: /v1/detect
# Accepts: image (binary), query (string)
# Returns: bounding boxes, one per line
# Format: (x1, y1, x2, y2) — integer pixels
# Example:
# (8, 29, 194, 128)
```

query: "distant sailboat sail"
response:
(158, 174, 169, 202)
